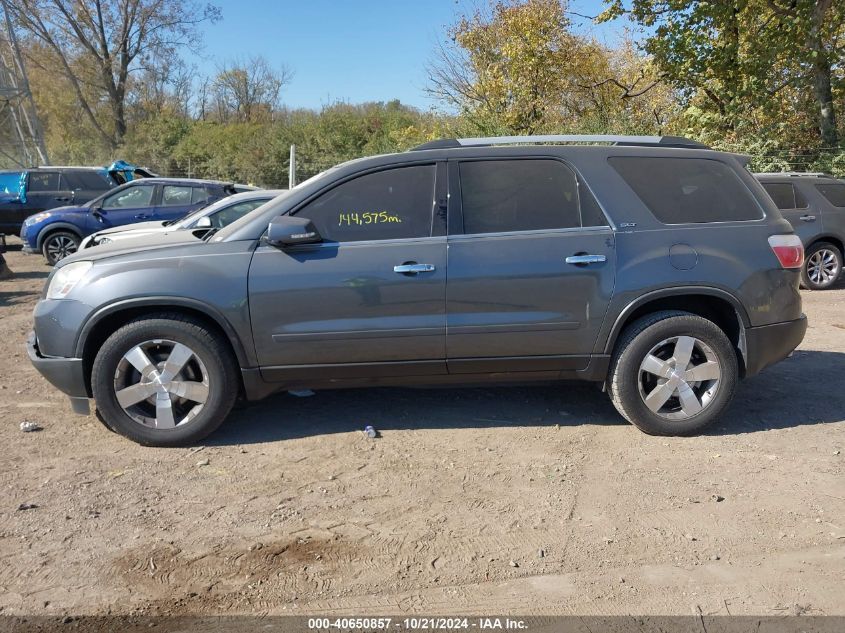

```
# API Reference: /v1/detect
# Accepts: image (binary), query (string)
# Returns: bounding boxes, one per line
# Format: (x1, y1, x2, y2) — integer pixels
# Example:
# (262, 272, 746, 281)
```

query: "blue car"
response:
(21, 178, 255, 264)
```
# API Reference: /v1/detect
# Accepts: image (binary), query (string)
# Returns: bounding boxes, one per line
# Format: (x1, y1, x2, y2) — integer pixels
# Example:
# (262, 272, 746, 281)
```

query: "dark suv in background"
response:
(756, 172, 845, 289)
(27, 135, 807, 446)
(0, 167, 115, 234)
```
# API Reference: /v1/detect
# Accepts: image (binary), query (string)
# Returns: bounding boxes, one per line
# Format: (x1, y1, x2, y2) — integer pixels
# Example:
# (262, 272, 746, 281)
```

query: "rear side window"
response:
(458, 159, 606, 234)
(761, 183, 801, 210)
(609, 157, 763, 224)
(161, 185, 192, 206)
(296, 164, 436, 242)
(816, 183, 845, 207)
(192, 187, 210, 204)
(28, 172, 60, 192)
(62, 170, 111, 190)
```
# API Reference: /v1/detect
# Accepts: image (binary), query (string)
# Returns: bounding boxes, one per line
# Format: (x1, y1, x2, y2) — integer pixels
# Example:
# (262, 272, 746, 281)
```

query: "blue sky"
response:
(191, 0, 630, 111)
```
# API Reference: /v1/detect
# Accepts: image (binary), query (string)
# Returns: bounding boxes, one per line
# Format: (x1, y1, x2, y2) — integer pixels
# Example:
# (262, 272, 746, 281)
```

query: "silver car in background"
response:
(79, 189, 287, 249)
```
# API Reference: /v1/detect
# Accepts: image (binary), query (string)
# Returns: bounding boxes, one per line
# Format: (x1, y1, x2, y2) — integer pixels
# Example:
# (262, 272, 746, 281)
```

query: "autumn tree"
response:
(8, 0, 220, 151)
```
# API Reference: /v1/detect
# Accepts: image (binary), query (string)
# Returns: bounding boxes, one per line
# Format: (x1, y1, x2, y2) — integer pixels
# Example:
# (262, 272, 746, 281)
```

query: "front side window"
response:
(816, 183, 845, 207)
(459, 159, 595, 234)
(161, 185, 192, 207)
(28, 172, 60, 192)
(609, 157, 763, 224)
(102, 185, 155, 210)
(192, 187, 210, 204)
(295, 165, 436, 242)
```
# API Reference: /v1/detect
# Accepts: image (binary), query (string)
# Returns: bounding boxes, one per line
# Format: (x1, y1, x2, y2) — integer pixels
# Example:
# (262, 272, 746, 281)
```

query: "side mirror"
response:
(195, 216, 212, 228)
(266, 215, 322, 247)
(91, 205, 103, 221)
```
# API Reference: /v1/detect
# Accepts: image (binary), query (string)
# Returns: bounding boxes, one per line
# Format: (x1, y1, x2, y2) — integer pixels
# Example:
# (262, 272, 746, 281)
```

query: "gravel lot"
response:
(1, 238, 843, 617)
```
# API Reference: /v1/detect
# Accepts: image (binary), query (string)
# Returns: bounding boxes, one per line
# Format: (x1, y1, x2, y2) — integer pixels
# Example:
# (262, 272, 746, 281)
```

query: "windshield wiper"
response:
(202, 228, 219, 241)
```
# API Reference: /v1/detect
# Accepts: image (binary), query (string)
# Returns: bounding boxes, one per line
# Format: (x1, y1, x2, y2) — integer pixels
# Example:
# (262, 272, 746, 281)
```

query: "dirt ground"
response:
(0, 237, 843, 618)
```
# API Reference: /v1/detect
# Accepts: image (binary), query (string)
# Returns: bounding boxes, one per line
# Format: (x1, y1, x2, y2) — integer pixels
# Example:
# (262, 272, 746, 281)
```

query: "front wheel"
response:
(91, 314, 238, 446)
(41, 230, 80, 265)
(801, 242, 842, 290)
(608, 311, 739, 436)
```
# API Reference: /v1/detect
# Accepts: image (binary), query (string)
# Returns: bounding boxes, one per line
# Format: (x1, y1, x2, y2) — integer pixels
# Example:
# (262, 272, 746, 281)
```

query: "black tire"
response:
(607, 310, 739, 436)
(800, 241, 842, 290)
(91, 314, 238, 446)
(41, 230, 80, 265)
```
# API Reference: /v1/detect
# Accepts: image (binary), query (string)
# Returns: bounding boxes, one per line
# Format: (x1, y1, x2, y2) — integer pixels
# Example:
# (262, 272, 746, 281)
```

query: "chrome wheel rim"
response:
(113, 339, 209, 429)
(637, 336, 721, 421)
(46, 235, 77, 262)
(806, 249, 840, 286)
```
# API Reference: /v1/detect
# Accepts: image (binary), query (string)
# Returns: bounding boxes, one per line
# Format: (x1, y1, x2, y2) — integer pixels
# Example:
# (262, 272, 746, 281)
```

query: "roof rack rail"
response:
(411, 134, 709, 151)
(754, 171, 830, 178)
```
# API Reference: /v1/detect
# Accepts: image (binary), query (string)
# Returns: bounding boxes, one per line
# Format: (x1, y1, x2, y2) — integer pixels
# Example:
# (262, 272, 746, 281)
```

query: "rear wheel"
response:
(608, 311, 738, 436)
(801, 241, 842, 290)
(41, 230, 80, 265)
(91, 314, 238, 446)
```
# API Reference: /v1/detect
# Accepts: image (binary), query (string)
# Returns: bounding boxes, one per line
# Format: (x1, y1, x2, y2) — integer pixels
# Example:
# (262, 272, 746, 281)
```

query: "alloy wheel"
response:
(806, 248, 840, 286)
(113, 339, 209, 429)
(45, 235, 77, 263)
(637, 336, 722, 421)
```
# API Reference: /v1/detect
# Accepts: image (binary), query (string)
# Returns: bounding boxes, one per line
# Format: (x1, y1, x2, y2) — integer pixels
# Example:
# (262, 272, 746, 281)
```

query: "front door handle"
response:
(799, 214, 816, 222)
(394, 263, 436, 275)
(565, 254, 607, 265)
(134, 213, 149, 220)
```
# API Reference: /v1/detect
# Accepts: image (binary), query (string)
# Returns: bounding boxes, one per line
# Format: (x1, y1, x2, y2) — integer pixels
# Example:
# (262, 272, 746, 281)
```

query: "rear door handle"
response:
(394, 263, 436, 275)
(799, 215, 816, 222)
(565, 254, 607, 265)
(134, 213, 150, 219)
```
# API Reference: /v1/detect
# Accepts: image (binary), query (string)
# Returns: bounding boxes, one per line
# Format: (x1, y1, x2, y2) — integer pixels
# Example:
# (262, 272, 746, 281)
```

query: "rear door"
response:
(155, 184, 205, 221)
(446, 158, 615, 373)
(249, 162, 448, 380)
(760, 181, 818, 244)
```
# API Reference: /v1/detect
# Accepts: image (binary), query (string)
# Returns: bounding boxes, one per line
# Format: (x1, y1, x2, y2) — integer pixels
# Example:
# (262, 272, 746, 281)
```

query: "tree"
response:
(8, 0, 220, 150)
(599, 0, 844, 147)
(427, 0, 672, 135)
(209, 56, 292, 123)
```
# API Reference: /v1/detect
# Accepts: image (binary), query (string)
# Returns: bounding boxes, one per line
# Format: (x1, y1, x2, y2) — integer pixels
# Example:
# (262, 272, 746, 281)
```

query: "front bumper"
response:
(19, 225, 37, 253)
(743, 315, 807, 377)
(26, 331, 90, 414)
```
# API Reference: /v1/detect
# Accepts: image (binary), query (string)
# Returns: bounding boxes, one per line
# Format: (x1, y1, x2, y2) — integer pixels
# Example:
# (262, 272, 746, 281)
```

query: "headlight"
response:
(98, 237, 111, 244)
(26, 212, 51, 225)
(46, 261, 92, 300)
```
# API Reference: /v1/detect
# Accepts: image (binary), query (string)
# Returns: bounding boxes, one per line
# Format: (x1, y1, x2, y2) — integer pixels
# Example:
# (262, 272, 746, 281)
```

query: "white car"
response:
(79, 189, 286, 249)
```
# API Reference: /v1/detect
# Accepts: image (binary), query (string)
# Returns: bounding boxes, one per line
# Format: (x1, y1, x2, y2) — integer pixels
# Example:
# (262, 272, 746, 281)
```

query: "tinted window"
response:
(761, 182, 798, 210)
(28, 172, 60, 192)
(816, 183, 845, 207)
(205, 199, 268, 228)
(161, 185, 192, 206)
(102, 184, 155, 210)
(459, 159, 594, 234)
(296, 165, 435, 242)
(62, 170, 111, 190)
(192, 187, 210, 204)
(609, 157, 763, 223)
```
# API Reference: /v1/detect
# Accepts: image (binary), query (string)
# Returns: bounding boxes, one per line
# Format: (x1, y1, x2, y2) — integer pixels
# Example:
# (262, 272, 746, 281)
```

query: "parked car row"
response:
(26, 134, 813, 447)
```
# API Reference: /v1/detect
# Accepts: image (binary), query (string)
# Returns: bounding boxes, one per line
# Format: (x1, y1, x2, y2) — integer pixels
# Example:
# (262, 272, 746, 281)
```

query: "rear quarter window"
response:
(609, 157, 763, 224)
(815, 183, 845, 207)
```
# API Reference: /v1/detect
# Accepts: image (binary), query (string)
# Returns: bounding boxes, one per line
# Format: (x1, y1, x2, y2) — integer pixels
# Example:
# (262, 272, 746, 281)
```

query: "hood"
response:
(59, 228, 207, 266)
(92, 220, 166, 237)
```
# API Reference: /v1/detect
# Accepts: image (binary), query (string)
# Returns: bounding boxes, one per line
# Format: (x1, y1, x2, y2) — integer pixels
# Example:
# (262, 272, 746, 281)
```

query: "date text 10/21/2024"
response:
(307, 617, 529, 630)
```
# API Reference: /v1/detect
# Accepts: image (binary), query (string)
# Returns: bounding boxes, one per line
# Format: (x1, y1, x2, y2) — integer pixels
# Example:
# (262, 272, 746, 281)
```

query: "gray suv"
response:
(756, 173, 845, 290)
(27, 135, 808, 446)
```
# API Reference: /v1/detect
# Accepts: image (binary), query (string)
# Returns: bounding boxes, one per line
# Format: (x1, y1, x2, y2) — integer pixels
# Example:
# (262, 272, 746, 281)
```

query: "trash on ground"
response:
(363, 425, 378, 439)
(17, 502, 38, 511)
(19, 421, 42, 433)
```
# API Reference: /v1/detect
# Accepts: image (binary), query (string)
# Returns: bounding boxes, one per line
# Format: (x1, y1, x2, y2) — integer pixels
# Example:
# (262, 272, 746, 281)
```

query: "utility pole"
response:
(288, 144, 296, 189)
(0, 0, 48, 167)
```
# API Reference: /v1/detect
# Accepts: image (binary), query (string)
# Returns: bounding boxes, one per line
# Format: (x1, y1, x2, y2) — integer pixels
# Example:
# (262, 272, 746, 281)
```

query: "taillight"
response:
(768, 235, 804, 269)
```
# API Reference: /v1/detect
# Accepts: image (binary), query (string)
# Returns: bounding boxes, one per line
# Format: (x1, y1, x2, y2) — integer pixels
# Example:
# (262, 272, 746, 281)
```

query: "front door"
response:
(249, 162, 448, 381)
(760, 181, 818, 244)
(95, 183, 158, 229)
(446, 158, 616, 372)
